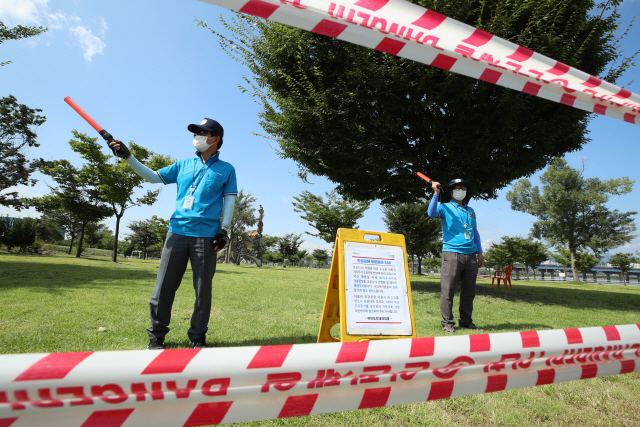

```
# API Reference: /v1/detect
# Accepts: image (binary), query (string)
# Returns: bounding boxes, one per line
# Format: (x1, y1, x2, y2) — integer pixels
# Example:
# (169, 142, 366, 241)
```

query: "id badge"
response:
(465, 231, 471, 240)
(183, 195, 195, 210)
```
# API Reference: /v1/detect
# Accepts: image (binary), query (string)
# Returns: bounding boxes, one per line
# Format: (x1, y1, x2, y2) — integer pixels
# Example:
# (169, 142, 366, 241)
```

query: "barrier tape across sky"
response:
(199, 0, 640, 126)
(0, 325, 638, 426)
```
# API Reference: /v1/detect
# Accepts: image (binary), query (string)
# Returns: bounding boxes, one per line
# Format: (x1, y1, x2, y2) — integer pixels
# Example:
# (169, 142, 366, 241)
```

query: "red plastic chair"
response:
(492, 265, 513, 289)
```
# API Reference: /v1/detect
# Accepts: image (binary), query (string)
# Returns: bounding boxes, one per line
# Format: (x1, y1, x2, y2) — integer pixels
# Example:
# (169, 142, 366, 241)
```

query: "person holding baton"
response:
(428, 179, 484, 334)
(109, 118, 237, 349)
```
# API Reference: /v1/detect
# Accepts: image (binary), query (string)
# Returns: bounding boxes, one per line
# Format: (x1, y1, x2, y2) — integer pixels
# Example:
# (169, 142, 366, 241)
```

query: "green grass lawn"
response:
(1, 252, 639, 426)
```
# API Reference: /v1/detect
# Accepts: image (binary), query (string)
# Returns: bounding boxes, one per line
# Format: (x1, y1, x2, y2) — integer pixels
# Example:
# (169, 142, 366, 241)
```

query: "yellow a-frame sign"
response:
(318, 229, 417, 343)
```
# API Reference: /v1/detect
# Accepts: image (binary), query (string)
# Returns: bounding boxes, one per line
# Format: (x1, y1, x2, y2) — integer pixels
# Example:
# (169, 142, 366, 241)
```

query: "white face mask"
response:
(452, 189, 467, 201)
(193, 135, 211, 152)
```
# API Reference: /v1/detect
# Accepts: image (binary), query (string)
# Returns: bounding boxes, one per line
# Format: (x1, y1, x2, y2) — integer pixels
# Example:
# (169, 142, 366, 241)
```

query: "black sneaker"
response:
(442, 324, 456, 334)
(459, 323, 484, 331)
(147, 337, 165, 350)
(191, 338, 208, 348)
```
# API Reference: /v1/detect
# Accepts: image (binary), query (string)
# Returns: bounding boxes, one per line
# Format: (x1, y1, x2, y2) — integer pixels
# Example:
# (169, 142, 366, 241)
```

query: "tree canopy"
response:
(38, 207, 81, 255)
(498, 236, 549, 280)
(128, 218, 163, 259)
(277, 232, 304, 259)
(1, 21, 47, 67)
(1, 22, 48, 206)
(67, 131, 172, 261)
(225, 189, 258, 263)
(312, 248, 329, 265)
(506, 158, 636, 281)
(608, 253, 639, 286)
(552, 247, 600, 282)
(208, 0, 634, 204)
(292, 190, 370, 244)
(0, 95, 46, 209)
(483, 243, 514, 272)
(33, 159, 112, 258)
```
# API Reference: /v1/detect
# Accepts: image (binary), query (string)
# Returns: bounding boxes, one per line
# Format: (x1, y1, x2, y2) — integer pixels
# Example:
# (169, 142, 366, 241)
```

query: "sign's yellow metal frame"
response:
(317, 228, 417, 343)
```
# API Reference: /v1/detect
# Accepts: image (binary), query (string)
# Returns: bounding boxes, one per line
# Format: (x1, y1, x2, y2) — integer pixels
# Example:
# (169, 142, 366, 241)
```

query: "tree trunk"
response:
(569, 246, 579, 282)
(417, 255, 422, 275)
(76, 222, 86, 258)
(225, 233, 233, 264)
(68, 232, 75, 255)
(112, 213, 122, 263)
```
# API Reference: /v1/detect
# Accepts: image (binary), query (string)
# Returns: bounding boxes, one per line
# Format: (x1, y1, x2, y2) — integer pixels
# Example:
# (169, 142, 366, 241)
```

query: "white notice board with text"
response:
(344, 242, 413, 336)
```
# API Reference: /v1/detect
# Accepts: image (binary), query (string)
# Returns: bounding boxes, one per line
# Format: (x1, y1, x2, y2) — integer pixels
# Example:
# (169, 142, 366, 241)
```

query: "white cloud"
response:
(69, 18, 107, 62)
(46, 10, 72, 30)
(0, 0, 48, 26)
(0, 1, 107, 62)
(482, 239, 495, 249)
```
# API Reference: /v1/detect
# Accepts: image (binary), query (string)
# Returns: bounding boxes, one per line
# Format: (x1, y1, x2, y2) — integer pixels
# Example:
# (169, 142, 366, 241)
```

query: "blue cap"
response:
(188, 118, 224, 147)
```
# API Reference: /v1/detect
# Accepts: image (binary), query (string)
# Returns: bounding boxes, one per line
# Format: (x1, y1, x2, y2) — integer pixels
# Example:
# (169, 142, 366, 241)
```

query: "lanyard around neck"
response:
(190, 157, 214, 195)
(453, 202, 470, 229)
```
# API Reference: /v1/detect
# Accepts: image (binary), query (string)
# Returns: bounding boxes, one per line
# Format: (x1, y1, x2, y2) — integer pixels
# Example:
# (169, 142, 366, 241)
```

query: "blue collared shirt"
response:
(428, 195, 479, 254)
(157, 152, 237, 238)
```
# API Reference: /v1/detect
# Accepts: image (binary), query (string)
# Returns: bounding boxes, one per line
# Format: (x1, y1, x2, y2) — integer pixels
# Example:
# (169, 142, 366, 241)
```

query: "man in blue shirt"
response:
(428, 179, 484, 333)
(109, 118, 237, 349)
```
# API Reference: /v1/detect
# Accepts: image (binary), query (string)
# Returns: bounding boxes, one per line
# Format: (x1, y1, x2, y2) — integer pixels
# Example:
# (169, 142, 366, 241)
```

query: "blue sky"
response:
(1, 0, 640, 255)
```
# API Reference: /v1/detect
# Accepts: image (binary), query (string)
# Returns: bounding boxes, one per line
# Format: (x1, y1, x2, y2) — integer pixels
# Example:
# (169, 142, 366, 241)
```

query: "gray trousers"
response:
(440, 251, 478, 327)
(147, 232, 217, 342)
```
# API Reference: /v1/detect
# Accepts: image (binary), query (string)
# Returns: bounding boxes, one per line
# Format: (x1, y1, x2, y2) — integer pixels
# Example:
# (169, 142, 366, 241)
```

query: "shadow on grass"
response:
(0, 258, 246, 295)
(0, 259, 156, 293)
(163, 335, 318, 349)
(410, 277, 640, 314)
(213, 268, 248, 275)
(486, 322, 555, 332)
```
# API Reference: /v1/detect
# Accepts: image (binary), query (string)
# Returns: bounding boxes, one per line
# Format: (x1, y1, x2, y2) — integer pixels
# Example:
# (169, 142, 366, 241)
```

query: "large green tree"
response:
(382, 201, 442, 275)
(4, 217, 38, 252)
(261, 234, 279, 251)
(553, 247, 600, 281)
(207, 0, 634, 203)
(0, 95, 46, 209)
(0, 216, 12, 247)
(292, 190, 370, 244)
(225, 189, 257, 263)
(148, 215, 170, 250)
(128, 219, 162, 259)
(483, 243, 516, 271)
(68, 131, 172, 262)
(38, 204, 80, 255)
(608, 253, 639, 286)
(83, 222, 114, 250)
(500, 236, 548, 280)
(33, 160, 112, 257)
(1, 22, 48, 206)
(517, 240, 549, 281)
(277, 233, 304, 260)
(507, 158, 636, 281)
(312, 248, 329, 265)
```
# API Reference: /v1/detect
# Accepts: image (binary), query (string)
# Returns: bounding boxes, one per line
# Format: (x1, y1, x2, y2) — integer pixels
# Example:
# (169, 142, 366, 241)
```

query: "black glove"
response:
(101, 130, 130, 159)
(113, 140, 131, 159)
(214, 229, 229, 251)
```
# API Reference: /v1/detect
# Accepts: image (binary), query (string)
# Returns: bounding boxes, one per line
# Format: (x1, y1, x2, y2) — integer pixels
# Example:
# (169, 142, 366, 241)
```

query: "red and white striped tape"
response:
(199, 0, 640, 126)
(1, 325, 638, 426)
